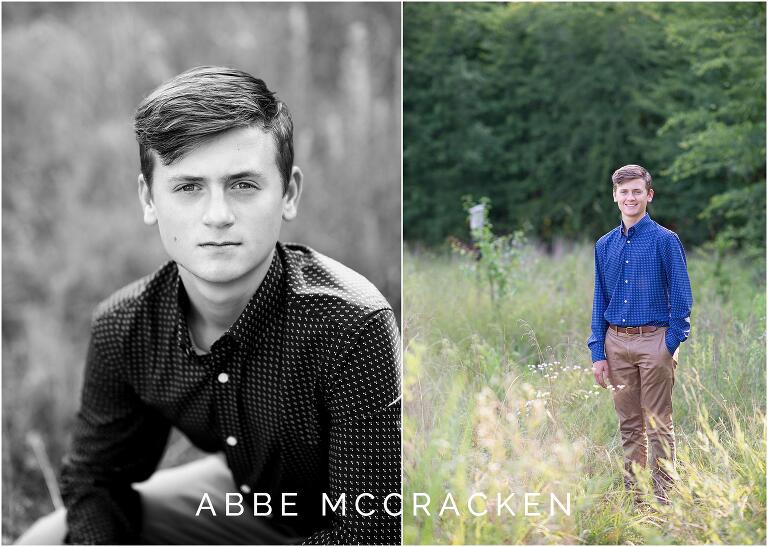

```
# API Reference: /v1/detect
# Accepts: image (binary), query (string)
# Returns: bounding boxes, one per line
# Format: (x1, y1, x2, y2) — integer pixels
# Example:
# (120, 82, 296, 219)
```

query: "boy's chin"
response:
(179, 262, 255, 286)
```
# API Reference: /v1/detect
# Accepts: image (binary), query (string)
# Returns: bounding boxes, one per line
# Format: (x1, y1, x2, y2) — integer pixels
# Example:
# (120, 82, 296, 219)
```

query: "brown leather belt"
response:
(609, 324, 659, 334)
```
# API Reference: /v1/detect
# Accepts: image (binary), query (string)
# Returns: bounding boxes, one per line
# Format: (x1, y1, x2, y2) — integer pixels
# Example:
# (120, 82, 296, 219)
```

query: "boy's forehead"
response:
(155, 126, 278, 177)
(615, 178, 647, 189)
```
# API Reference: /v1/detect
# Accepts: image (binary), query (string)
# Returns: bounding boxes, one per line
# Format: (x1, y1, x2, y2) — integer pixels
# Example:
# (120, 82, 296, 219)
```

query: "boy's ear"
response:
(282, 166, 303, 221)
(138, 174, 157, 225)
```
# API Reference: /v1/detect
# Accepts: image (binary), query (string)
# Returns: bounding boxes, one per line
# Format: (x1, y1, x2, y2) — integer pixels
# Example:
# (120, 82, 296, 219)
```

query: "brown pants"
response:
(605, 326, 677, 499)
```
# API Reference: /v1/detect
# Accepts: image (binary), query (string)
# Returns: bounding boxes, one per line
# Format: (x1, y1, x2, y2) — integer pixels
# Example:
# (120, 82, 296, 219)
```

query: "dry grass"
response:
(403, 244, 765, 545)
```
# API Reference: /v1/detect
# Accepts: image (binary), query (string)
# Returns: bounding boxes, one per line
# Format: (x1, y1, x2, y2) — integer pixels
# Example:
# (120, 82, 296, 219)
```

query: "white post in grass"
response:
(469, 203, 486, 233)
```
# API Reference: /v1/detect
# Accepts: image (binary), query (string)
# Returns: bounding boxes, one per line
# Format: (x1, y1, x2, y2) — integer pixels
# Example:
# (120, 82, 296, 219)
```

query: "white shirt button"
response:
(625, 260, 629, 263)
(625, 280, 628, 283)
(240, 484, 251, 494)
(624, 300, 627, 303)
(627, 240, 631, 243)
(622, 319, 626, 322)
(226, 436, 238, 446)
(218, 373, 229, 384)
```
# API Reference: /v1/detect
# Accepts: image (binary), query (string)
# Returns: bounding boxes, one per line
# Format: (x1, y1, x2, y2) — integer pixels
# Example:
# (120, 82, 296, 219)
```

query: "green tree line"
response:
(404, 2, 765, 257)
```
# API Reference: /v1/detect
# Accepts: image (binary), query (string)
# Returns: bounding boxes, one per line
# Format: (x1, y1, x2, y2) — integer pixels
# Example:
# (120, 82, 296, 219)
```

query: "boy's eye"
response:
(179, 184, 198, 192)
(233, 181, 258, 190)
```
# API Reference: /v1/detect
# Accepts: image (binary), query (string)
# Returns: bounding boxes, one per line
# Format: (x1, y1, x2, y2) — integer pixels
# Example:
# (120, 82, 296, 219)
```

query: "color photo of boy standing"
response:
(588, 164, 693, 503)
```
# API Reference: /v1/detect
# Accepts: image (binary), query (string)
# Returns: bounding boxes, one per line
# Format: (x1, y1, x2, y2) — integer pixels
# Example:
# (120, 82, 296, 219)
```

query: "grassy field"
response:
(403, 242, 766, 545)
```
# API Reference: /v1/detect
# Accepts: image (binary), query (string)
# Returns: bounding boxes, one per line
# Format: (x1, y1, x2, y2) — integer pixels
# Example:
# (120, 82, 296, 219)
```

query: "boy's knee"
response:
(14, 508, 67, 545)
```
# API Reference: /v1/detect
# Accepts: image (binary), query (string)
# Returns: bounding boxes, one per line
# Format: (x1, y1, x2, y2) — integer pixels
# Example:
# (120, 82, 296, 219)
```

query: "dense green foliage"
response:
(404, 246, 765, 544)
(404, 3, 765, 256)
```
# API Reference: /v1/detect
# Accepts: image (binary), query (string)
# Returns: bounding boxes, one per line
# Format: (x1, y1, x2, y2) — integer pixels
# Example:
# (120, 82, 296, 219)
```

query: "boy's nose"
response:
(202, 193, 235, 227)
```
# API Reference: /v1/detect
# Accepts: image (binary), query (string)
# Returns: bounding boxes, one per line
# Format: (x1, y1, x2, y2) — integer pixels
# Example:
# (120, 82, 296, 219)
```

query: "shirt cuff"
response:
(664, 332, 680, 356)
(590, 347, 606, 363)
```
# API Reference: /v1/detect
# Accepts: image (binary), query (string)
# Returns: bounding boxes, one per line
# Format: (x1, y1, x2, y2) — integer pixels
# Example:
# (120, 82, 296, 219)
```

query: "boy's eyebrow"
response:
(166, 171, 266, 184)
(167, 175, 206, 183)
(222, 171, 265, 182)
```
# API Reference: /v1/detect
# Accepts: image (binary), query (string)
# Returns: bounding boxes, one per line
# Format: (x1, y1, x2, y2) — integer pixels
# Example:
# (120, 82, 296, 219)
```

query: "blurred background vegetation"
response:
(404, 2, 765, 260)
(2, 3, 399, 541)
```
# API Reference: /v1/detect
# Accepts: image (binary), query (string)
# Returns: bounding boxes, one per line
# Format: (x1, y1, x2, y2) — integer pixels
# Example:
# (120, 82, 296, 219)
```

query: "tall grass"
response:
(403, 243, 765, 544)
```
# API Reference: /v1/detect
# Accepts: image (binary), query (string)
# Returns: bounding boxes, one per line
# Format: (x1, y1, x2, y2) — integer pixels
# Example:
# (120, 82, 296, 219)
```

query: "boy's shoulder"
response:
(91, 261, 178, 325)
(278, 242, 392, 319)
(595, 225, 620, 250)
(650, 218, 684, 243)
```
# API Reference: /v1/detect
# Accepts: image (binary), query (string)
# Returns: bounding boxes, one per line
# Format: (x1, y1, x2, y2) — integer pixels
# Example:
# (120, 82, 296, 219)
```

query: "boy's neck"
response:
(179, 249, 274, 351)
(621, 213, 644, 234)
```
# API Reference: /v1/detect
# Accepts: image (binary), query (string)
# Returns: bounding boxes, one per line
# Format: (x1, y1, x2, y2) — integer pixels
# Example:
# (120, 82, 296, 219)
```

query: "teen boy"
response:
(17, 66, 400, 545)
(588, 164, 693, 502)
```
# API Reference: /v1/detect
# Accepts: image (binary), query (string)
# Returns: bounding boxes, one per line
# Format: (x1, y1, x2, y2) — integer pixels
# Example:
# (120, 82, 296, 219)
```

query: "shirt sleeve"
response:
(587, 242, 609, 362)
(303, 309, 401, 546)
(60, 314, 171, 544)
(662, 233, 693, 355)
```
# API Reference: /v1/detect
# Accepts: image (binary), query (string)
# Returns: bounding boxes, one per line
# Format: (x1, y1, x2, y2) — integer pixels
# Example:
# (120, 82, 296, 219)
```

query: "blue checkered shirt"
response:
(588, 213, 693, 363)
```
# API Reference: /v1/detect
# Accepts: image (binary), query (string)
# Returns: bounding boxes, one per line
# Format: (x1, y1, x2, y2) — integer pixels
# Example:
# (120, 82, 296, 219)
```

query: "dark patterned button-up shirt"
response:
(60, 243, 401, 545)
(588, 213, 693, 363)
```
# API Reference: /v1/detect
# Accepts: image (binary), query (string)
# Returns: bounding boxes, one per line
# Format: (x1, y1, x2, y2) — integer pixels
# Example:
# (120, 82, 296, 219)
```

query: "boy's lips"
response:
(199, 241, 242, 247)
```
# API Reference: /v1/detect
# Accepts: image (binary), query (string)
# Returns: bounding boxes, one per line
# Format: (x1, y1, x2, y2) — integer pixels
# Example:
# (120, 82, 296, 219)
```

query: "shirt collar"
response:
(227, 249, 284, 351)
(175, 248, 285, 356)
(619, 212, 651, 237)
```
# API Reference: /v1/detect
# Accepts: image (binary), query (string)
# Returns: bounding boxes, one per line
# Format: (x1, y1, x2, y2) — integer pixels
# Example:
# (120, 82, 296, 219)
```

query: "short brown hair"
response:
(134, 66, 293, 192)
(611, 164, 652, 191)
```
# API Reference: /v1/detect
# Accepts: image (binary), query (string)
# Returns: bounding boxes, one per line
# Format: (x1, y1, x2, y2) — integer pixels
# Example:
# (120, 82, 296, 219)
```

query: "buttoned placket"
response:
(211, 337, 242, 456)
(621, 227, 633, 325)
(209, 335, 262, 500)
